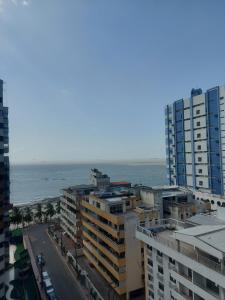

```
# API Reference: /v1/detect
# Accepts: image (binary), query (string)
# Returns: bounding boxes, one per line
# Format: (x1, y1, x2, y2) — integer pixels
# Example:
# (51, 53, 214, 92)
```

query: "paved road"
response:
(26, 224, 85, 300)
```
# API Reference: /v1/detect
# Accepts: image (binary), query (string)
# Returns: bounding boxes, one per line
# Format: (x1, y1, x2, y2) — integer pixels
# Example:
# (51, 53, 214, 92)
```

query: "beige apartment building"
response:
(81, 190, 151, 299)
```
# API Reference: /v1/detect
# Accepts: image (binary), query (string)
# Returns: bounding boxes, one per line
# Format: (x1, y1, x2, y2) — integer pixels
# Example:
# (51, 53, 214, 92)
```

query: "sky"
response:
(1, 0, 225, 164)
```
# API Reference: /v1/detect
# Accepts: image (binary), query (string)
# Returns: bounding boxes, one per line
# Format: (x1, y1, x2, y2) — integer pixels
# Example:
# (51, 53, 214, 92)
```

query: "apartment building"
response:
(136, 218, 225, 300)
(137, 185, 200, 221)
(60, 184, 96, 245)
(0, 79, 10, 298)
(165, 86, 225, 196)
(81, 189, 148, 299)
(90, 168, 110, 189)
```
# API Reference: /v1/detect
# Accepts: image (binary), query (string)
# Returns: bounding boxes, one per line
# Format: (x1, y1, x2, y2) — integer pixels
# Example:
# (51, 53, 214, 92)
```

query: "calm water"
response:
(10, 163, 167, 204)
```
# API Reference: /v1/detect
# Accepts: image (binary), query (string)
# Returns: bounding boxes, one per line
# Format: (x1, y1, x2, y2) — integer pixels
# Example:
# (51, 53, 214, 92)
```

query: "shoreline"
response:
(13, 196, 60, 209)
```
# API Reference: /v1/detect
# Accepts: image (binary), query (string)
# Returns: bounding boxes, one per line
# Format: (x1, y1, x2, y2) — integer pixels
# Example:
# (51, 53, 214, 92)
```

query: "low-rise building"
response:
(136, 218, 225, 300)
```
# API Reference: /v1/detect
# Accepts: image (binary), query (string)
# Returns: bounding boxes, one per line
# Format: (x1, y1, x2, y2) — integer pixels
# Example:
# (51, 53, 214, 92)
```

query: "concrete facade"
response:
(165, 86, 225, 196)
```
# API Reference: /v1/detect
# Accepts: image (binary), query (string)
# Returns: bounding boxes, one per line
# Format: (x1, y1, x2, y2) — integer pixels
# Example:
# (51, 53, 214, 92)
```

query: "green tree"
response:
(11, 207, 22, 228)
(35, 203, 43, 223)
(45, 202, 55, 221)
(24, 206, 33, 225)
(56, 200, 61, 215)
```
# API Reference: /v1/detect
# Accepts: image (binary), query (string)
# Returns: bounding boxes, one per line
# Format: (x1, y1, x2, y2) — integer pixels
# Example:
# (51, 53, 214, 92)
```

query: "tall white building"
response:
(165, 86, 225, 196)
(136, 218, 225, 300)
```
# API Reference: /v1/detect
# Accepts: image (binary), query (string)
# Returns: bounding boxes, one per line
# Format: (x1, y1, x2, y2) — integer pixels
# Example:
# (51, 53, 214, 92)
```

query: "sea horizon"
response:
(10, 162, 167, 205)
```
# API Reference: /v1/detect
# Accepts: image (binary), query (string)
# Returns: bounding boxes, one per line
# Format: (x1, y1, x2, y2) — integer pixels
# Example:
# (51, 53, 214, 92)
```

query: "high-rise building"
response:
(136, 217, 225, 300)
(0, 79, 10, 298)
(165, 85, 225, 196)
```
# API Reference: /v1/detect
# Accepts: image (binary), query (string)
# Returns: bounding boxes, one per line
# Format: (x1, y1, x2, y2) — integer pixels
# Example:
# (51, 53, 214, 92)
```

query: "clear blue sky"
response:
(0, 0, 225, 164)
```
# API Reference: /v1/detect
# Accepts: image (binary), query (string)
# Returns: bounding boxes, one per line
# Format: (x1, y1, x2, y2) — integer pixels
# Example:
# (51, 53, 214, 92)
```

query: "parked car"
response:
(48, 290, 57, 300)
(44, 279, 54, 295)
(42, 271, 49, 281)
(36, 254, 45, 266)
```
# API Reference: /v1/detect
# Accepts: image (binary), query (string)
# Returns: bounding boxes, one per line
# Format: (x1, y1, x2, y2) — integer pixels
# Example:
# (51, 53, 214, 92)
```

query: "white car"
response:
(42, 271, 49, 281)
(44, 278, 54, 295)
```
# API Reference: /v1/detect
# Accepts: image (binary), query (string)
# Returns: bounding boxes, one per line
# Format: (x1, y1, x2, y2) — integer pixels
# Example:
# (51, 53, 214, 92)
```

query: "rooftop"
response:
(137, 218, 225, 274)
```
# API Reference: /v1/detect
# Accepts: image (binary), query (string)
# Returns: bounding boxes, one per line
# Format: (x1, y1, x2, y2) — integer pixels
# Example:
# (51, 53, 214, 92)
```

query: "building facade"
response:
(165, 85, 225, 196)
(0, 79, 9, 298)
(81, 190, 146, 299)
(60, 185, 96, 245)
(136, 218, 225, 300)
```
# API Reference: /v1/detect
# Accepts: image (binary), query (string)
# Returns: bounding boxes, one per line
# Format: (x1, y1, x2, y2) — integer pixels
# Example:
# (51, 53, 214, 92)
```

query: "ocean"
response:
(10, 163, 167, 205)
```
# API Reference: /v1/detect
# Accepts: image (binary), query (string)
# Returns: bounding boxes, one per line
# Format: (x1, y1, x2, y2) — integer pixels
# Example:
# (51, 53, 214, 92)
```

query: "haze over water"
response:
(10, 162, 166, 204)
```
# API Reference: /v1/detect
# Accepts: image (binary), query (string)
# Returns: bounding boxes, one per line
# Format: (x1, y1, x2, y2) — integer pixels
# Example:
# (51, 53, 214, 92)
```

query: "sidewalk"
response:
(50, 226, 124, 300)
(23, 235, 48, 300)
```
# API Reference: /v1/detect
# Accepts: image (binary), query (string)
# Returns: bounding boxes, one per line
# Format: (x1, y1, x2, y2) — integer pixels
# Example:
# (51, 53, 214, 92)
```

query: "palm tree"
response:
(56, 200, 61, 215)
(24, 206, 33, 225)
(11, 207, 22, 228)
(45, 202, 55, 221)
(35, 203, 43, 223)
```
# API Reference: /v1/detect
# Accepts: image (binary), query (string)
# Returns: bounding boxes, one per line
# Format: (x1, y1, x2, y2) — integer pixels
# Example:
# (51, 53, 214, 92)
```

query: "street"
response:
(26, 224, 85, 300)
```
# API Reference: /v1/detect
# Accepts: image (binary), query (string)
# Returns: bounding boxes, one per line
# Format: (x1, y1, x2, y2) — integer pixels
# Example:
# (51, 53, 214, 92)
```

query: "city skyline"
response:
(1, 0, 225, 163)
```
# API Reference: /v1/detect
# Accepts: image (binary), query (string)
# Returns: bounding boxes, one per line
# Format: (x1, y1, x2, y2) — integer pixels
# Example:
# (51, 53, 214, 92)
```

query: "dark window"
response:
(157, 250, 163, 257)
(198, 169, 202, 174)
(199, 181, 203, 186)
(158, 282, 164, 291)
(148, 259, 153, 267)
(96, 202, 100, 208)
(211, 200, 214, 205)
(196, 110, 200, 115)
(158, 265, 164, 274)
(217, 201, 221, 206)
(198, 157, 202, 162)
(197, 145, 201, 150)
(197, 121, 201, 126)
(197, 133, 201, 138)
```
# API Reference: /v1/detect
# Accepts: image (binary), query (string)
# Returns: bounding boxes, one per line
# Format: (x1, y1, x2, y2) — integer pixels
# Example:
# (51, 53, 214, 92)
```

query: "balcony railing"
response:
(137, 224, 224, 276)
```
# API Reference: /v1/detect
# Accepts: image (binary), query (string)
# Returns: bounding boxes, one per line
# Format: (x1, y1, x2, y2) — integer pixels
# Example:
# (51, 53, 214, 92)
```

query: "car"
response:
(36, 254, 45, 266)
(42, 271, 49, 281)
(48, 290, 57, 300)
(44, 278, 54, 295)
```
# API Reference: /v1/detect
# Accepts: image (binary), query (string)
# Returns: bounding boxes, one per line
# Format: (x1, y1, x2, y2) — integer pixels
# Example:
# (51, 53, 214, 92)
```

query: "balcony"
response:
(157, 272, 164, 282)
(157, 289, 164, 298)
(156, 255, 163, 264)
(136, 223, 225, 276)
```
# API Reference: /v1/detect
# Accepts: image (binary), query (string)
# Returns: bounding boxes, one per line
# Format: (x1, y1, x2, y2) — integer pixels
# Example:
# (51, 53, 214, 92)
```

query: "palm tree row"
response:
(10, 200, 61, 227)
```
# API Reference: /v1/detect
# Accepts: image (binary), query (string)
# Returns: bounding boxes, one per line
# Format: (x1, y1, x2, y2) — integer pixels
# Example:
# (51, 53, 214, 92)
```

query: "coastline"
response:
(14, 196, 60, 210)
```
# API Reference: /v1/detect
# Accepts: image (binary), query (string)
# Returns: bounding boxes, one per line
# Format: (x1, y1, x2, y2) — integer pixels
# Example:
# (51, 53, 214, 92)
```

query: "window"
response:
(158, 265, 164, 274)
(157, 250, 163, 257)
(96, 202, 100, 208)
(119, 224, 124, 230)
(148, 259, 153, 267)
(199, 181, 203, 186)
(211, 200, 214, 205)
(197, 145, 201, 150)
(110, 204, 123, 214)
(196, 109, 200, 115)
(198, 157, 202, 162)
(217, 201, 221, 206)
(197, 121, 201, 126)
(148, 273, 153, 281)
(158, 282, 164, 291)
(198, 169, 202, 174)
(169, 257, 175, 265)
(149, 290, 154, 298)
(170, 275, 176, 284)
(197, 133, 201, 138)
(126, 200, 130, 206)
(147, 245, 152, 251)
